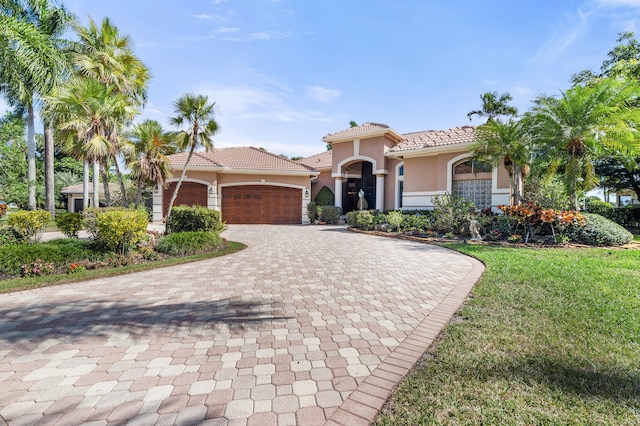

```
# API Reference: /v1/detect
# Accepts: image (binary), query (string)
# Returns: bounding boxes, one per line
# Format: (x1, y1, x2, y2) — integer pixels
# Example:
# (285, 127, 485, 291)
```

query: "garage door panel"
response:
(222, 185, 301, 224)
(162, 182, 208, 217)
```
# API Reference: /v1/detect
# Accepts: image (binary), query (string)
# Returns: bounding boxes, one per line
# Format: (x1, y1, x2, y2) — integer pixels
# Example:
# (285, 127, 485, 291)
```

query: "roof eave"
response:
(387, 141, 475, 158)
(217, 168, 320, 177)
(322, 129, 404, 144)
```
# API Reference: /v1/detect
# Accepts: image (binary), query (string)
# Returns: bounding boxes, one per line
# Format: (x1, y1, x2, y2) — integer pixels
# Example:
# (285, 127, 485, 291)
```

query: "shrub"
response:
(0, 226, 22, 246)
(346, 211, 358, 227)
(318, 206, 342, 224)
(82, 207, 123, 239)
(7, 209, 51, 242)
(55, 212, 84, 238)
(401, 213, 434, 232)
(314, 186, 335, 206)
(168, 206, 225, 234)
(565, 213, 633, 246)
(355, 210, 377, 230)
(21, 259, 55, 277)
(95, 209, 149, 255)
(0, 204, 7, 218)
(586, 199, 613, 217)
(432, 194, 473, 234)
(524, 175, 570, 210)
(608, 205, 640, 227)
(386, 211, 403, 231)
(0, 238, 109, 276)
(306, 202, 318, 222)
(156, 231, 223, 256)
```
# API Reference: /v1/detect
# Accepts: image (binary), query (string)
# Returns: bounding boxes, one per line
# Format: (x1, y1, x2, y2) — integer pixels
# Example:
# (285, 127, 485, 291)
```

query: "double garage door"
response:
(222, 185, 301, 224)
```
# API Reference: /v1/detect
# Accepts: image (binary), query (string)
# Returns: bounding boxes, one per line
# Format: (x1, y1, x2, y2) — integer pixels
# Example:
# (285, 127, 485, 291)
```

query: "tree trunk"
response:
(27, 104, 37, 210)
(165, 145, 195, 223)
(111, 152, 129, 206)
(100, 161, 111, 206)
(44, 123, 56, 215)
(93, 158, 100, 207)
(83, 159, 90, 210)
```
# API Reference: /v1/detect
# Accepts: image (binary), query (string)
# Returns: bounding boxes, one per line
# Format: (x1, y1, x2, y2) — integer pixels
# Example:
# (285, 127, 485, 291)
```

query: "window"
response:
(398, 165, 404, 176)
(453, 160, 492, 175)
(452, 158, 492, 209)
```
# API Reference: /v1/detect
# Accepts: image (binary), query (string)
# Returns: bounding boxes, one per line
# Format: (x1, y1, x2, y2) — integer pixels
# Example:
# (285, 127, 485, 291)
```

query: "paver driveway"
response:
(0, 225, 483, 426)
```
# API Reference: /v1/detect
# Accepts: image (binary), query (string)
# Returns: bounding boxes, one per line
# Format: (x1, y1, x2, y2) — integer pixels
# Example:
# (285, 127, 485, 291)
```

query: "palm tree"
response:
(71, 17, 150, 205)
(472, 119, 531, 205)
(166, 93, 218, 221)
(467, 91, 518, 123)
(43, 76, 138, 207)
(123, 120, 175, 207)
(0, 0, 73, 211)
(525, 78, 640, 209)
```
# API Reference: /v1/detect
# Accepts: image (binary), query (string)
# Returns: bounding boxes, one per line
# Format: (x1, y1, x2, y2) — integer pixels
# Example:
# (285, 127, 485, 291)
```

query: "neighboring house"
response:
(157, 147, 318, 224)
(61, 183, 113, 212)
(297, 123, 512, 212)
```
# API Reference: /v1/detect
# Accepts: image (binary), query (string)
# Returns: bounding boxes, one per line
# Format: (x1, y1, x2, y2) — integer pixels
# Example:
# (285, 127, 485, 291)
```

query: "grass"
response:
(376, 245, 640, 425)
(0, 241, 246, 294)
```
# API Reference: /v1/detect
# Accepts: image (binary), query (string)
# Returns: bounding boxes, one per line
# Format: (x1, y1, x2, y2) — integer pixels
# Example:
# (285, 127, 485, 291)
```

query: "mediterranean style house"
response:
(153, 123, 513, 224)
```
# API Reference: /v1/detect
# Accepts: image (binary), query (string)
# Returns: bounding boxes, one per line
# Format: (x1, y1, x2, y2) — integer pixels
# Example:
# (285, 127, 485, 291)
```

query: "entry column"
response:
(376, 174, 385, 211)
(334, 177, 343, 209)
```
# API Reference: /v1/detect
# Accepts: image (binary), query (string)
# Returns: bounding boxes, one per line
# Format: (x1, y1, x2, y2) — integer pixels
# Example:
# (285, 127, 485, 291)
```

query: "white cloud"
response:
(216, 27, 239, 33)
(192, 14, 211, 20)
(530, 8, 592, 65)
(596, 0, 640, 7)
(305, 86, 341, 103)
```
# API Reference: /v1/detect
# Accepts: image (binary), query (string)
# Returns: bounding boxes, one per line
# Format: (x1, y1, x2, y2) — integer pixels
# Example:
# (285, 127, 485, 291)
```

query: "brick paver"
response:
(0, 225, 483, 425)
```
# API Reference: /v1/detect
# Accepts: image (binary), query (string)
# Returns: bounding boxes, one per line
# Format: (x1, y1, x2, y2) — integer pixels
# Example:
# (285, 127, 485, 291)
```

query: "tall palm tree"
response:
(166, 93, 218, 221)
(71, 17, 150, 205)
(467, 91, 519, 123)
(43, 76, 138, 207)
(0, 0, 73, 211)
(123, 120, 175, 207)
(525, 78, 640, 209)
(472, 119, 531, 205)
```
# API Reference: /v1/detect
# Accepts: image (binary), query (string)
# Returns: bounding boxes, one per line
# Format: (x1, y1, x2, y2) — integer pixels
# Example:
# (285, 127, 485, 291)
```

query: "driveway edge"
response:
(325, 250, 485, 426)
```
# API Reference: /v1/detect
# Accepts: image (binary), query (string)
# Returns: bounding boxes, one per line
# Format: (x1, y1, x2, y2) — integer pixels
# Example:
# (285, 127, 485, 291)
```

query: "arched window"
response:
(452, 159, 492, 209)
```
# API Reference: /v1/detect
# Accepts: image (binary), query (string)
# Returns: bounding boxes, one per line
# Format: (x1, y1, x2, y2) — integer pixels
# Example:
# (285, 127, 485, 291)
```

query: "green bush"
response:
(401, 212, 434, 232)
(314, 186, 335, 206)
(156, 231, 224, 256)
(306, 202, 318, 222)
(386, 211, 403, 231)
(355, 210, 377, 230)
(82, 207, 124, 239)
(346, 211, 358, 227)
(95, 209, 148, 255)
(0, 226, 23, 246)
(7, 209, 51, 242)
(432, 194, 473, 234)
(586, 199, 613, 216)
(565, 213, 633, 246)
(168, 206, 225, 234)
(319, 205, 342, 224)
(608, 205, 640, 227)
(0, 238, 109, 276)
(55, 212, 84, 238)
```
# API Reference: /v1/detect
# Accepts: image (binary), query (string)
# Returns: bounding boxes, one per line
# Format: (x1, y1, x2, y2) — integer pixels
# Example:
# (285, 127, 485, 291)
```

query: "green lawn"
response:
(376, 245, 640, 425)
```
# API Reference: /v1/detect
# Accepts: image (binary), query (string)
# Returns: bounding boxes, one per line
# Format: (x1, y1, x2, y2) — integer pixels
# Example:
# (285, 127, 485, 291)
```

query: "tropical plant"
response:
(472, 119, 530, 204)
(166, 93, 219, 221)
(123, 120, 175, 207)
(0, 0, 74, 211)
(525, 78, 640, 209)
(467, 91, 518, 123)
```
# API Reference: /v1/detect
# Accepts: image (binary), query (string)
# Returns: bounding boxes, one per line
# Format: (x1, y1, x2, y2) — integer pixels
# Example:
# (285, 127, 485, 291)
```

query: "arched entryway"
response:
(342, 161, 376, 212)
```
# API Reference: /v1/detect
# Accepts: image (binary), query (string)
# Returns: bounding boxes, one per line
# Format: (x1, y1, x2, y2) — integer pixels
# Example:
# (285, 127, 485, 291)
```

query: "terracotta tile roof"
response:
(296, 150, 332, 170)
(322, 122, 398, 142)
(391, 126, 476, 152)
(167, 147, 318, 173)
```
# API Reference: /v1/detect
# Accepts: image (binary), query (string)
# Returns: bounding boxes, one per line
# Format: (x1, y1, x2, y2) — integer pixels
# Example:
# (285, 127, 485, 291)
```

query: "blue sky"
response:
(4, 0, 640, 157)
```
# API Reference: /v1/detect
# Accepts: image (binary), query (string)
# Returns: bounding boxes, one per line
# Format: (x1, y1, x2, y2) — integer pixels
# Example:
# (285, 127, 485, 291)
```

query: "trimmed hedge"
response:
(156, 231, 224, 256)
(168, 206, 225, 234)
(318, 205, 342, 224)
(55, 212, 84, 238)
(0, 239, 109, 276)
(7, 209, 51, 242)
(566, 213, 633, 246)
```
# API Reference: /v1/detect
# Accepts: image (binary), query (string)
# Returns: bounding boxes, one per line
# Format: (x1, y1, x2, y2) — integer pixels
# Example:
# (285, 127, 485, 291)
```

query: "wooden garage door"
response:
(162, 181, 208, 217)
(222, 185, 301, 224)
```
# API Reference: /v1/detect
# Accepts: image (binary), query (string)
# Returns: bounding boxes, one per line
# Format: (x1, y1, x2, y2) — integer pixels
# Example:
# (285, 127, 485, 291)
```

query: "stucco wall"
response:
(312, 170, 334, 201)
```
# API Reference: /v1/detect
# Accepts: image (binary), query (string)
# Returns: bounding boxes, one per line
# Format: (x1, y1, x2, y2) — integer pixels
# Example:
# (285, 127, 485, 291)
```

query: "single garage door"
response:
(222, 185, 301, 224)
(162, 181, 208, 217)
